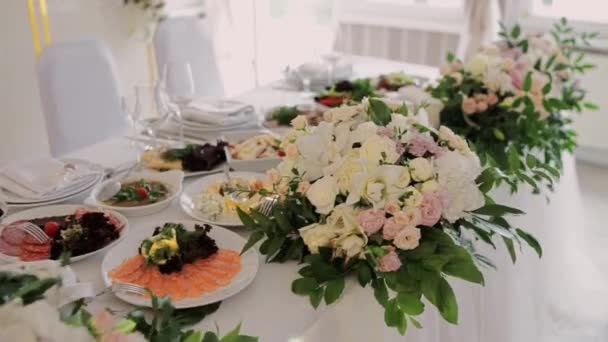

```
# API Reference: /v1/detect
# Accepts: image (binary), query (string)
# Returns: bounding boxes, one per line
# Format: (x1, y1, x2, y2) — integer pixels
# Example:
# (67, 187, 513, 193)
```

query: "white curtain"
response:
(457, 0, 501, 61)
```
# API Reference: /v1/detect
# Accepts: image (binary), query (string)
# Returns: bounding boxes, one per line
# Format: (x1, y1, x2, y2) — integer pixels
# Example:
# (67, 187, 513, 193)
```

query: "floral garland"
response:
(430, 18, 598, 194)
(0, 268, 257, 342)
(238, 100, 541, 335)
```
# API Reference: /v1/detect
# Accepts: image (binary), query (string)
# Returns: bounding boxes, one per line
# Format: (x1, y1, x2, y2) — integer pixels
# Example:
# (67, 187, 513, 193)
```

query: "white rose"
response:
(435, 150, 484, 222)
(325, 153, 365, 193)
(419, 179, 440, 194)
(365, 181, 385, 204)
(438, 126, 457, 142)
(349, 121, 379, 146)
(360, 135, 400, 166)
(291, 115, 308, 130)
(299, 223, 337, 253)
(393, 226, 421, 250)
(466, 54, 489, 76)
(387, 113, 412, 134)
(335, 235, 365, 259)
(395, 166, 411, 189)
(403, 186, 423, 207)
(438, 126, 470, 153)
(409, 157, 434, 182)
(306, 176, 339, 214)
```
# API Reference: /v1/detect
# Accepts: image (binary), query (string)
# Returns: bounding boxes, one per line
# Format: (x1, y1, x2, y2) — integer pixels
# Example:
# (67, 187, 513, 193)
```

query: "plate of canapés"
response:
(140, 141, 228, 177)
(180, 172, 267, 227)
(89, 170, 184, 217)
(102, 221, 259, 308)
(223, 131, 283, 173)
(0, 205, 128, 263)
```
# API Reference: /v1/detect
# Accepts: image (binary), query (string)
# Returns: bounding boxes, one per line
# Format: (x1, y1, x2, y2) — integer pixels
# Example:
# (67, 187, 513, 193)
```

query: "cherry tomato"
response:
(277, 150, 286, 157)
(43, 221, 60, 237)
(318, 96, 345, 107)
(136, 187, 148, 198)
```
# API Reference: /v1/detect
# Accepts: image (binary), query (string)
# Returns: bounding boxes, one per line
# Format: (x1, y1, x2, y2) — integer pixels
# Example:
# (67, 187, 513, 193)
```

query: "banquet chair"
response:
(154, 16, 224, 97)
(37, 40, 127, 157)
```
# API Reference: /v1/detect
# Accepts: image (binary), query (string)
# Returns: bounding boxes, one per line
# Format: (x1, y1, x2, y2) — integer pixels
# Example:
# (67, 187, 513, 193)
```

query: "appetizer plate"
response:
(101, 220, 259, 308)
(88, 170, 184, 217)
(4, 159, 105, 208)
(0, 204, 129, 263)
(180, 171, 266, 227)
(223, 130, 282, 173)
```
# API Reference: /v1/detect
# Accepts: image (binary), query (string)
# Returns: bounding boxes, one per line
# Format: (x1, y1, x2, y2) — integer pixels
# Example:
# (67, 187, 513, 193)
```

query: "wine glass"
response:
(162, 61, 196, 148)
(133, 83, 169, 149)
(321, 52, 341, 86)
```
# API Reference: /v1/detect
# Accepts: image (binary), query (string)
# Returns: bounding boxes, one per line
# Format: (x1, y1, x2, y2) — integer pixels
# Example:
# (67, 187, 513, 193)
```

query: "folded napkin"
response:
(0, 158, 96, 200)
(182, 99, 255, 126)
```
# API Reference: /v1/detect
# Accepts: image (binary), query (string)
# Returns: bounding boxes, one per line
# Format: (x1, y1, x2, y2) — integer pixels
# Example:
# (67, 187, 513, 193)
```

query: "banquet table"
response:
(12, 55, 599, 342)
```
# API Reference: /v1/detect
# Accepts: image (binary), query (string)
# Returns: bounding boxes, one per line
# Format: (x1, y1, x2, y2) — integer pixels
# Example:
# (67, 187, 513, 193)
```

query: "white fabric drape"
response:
(457, 0, 501, 61)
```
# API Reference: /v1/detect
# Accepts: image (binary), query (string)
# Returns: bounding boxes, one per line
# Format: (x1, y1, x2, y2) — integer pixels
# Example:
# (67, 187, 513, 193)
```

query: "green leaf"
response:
(511, 25, 521, 39)
(292, 277, 319, 295)
(236, 208, 257, 230)
(183, 331, 203, 342)
(309, 287, 324, 309)
(409, 316, 423, 329)
(324, 278, 345, 305)
(442, 249, 485, 285)
(493, 128, 505, 141)
(311, 259, 341, 282)
(395, 103, 409, 115)
(516, 228, 542, 258)
(368, 98, 392, 126)
(264, 235, 286, 260)
(202, 332, 220, 342)
(507, 145, 521, 172)
(174, 302, 222, 327)
(357, 263, 373, 287)
(421, 275, 458, 324)
(523, 72, 532, 92)
(241, 231, 265, 255)
(396, 292, 425, 315)
(584, 102, 599, 110)
(384, 299, 401, 327)
(503, 237, 517, 263)
(472, 204, 524, 216)
(447, 51, 455, 62)
(526, 154, 538, 168)
(372, 278, 389, 306)
(542, 81, 552, 95)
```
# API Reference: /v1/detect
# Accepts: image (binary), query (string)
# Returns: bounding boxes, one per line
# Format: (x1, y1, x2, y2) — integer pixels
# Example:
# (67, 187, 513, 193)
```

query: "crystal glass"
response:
(162, 62, 196, 148)
(133, 83, 169, 149)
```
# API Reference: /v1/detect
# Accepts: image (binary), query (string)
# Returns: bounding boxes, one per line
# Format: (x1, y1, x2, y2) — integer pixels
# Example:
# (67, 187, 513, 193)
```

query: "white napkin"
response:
(0, 158, 96, 200)
(182, 99, 255, 126)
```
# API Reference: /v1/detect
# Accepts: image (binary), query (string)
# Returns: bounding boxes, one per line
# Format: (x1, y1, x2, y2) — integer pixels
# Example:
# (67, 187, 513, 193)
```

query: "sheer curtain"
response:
(457, 0, 501, 61)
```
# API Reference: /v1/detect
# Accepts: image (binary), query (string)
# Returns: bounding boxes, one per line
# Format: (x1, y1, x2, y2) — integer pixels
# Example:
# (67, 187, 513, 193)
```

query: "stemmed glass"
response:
(124, 83, 169, 150)
(321, 52, 341, 86)
(162, 61, 196, 148)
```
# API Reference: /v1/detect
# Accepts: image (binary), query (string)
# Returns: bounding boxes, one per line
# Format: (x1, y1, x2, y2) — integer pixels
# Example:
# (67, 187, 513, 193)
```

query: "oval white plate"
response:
(4, 159, 104, 206)
(180, 171, 266, 227)
(0, 204, 129, 263)
(88, 170, 184, 217)
(101, 220, 259, 308)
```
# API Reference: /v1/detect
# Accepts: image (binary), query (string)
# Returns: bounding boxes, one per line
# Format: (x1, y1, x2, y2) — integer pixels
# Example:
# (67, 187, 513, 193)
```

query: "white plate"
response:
(180, 171, 266, 227)
(0, 204, 129, 263)
(101, 220, 259, 308)
(223, 130, 282, 173)
(88, 170, 184, 217)
(4, 159, 104, 206)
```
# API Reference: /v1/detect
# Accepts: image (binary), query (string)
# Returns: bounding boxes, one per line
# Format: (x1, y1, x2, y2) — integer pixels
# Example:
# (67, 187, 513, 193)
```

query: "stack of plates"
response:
(284, 61, 353, 90)
(158, 99, 260, 140)
(0, 158, 104, 209)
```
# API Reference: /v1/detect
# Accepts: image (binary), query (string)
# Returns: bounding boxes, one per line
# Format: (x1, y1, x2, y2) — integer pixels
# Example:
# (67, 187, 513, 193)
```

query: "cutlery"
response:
(12, 222, 50, 243)
(257, 196, 278, 216)
(97, 163, 139, 202)
(111, 282, 147, 296)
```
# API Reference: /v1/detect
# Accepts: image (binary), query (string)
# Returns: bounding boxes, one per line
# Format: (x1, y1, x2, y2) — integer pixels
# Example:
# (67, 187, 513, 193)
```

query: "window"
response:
(530, 0, 608, 24)
(368, 0, 463, 8)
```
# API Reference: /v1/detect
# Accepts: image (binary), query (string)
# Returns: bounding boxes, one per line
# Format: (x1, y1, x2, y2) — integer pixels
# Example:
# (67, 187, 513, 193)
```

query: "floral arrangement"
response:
(0, 266, 257, 342)
(429, 18, 598, 194)
(238, 99, 541, 335)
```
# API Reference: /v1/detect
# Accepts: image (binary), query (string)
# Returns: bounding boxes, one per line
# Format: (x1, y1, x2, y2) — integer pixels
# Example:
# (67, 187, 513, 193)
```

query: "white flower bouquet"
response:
(238, 99, 541, 335)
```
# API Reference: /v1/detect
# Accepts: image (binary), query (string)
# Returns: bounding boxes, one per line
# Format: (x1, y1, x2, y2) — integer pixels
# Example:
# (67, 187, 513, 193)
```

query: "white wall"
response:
(0, 0, 149, 165)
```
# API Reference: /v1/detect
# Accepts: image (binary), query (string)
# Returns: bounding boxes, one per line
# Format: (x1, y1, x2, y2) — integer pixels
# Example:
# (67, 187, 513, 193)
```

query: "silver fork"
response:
(112, 282, 147, 296)
(257, 196, 277, 216)
(14, 222, 49, 243)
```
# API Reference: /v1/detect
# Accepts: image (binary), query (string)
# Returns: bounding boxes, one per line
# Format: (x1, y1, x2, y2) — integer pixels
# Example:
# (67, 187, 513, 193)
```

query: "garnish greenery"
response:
(270, 106, 300, 126)
(110, 179, 168, 203)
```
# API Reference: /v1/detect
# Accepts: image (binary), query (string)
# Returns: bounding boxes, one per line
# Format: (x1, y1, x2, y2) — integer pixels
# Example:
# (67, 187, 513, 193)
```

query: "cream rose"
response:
(409, 157, 434, 182)
(360, 135, 400, 166)
(403, 186, 423, 207)
(335, 235, 365, 259)
(332, 155, 364, 193)
(394, 207, 421, 226)
(393, 226, 422, 250)
(306, 176, 339, 214)
(419, 179, 440, 194)
(299, 223, 337, 253)
(466, 54, 489, 76)
(291, 115, 308, 130)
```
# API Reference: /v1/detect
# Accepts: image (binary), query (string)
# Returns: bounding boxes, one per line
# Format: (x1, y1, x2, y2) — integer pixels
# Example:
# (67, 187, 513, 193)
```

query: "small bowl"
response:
(223, 130, 282, 173)
(89, 170, 184, 217)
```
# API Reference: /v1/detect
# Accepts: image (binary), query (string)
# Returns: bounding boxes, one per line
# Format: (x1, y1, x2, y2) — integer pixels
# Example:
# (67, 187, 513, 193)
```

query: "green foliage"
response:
(0, 272, 60, 305)
(368, 98, 393, 126)
(269, 106, 300, 126)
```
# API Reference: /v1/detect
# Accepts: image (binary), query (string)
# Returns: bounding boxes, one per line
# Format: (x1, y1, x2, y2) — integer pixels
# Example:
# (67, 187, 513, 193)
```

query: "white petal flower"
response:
(409, 157, 434, 182)
(306, 176, 339, 214)
(360, 135, 400, 167)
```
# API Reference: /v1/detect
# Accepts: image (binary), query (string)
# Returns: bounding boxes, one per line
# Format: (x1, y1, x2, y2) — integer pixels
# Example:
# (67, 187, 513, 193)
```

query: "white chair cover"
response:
(37, 40, 127, 157)
(154, 16, 224, 98)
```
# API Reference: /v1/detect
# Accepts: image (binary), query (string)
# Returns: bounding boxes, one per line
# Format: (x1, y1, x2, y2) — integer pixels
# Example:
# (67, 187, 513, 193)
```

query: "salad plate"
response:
(101, 220, 259, 308)
(0, 205, 129, 263)
(180, 171, 266, 227)
(223, 130, 282, 173)
(141, 142, 228, 178)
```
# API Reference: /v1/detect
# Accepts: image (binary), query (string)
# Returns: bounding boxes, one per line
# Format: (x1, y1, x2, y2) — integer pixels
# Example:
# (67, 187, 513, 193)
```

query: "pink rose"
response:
(476, 101, 488, 112)
(394, 207, 421, 226)
(510, 69, 523, 90)
(487, 92, 498, 105)
(377, 246, 402, 272)
(461, 96, 477, 114)
(384, 200, 401, 215)
(407, 132, 441, 157)
(358, 209, 386, 235)
(419, 192, 443, 226)
(474, 93, 487, 102)
(383, 217, 405, 240)
(297, 181, 311, 194)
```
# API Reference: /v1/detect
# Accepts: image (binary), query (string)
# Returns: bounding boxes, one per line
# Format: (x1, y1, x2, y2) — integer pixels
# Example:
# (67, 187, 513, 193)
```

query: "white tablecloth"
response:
(11, 55, 605, 341)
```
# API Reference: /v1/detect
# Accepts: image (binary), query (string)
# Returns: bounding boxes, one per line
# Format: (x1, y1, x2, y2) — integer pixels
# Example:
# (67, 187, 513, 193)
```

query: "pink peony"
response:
(407, 132, 442, 157)
(419, 192, 443, 226)
(358, 209, 386, 235)
(383, 217, 405, 240)
(377, 246, 402, 272)
(461, 96, 477, 114)
(487, 92, 498, 105)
